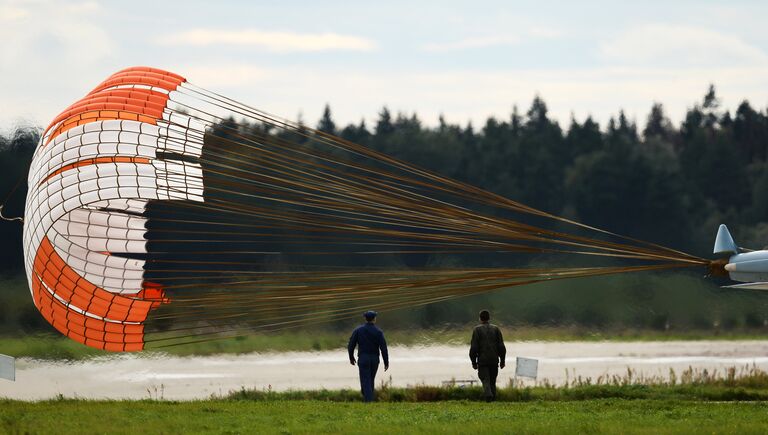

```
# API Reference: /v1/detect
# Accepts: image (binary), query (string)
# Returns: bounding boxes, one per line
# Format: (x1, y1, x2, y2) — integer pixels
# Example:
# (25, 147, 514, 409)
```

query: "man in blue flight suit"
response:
(348, 310, 389, 402)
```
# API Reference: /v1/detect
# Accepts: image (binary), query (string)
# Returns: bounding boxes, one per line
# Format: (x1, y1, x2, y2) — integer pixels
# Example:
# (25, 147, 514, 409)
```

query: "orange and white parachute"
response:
(24, 67, 705, 352)
(24, 67, 204, 350)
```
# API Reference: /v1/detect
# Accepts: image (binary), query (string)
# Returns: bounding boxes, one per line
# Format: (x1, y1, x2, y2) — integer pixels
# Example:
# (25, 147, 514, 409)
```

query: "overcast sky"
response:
(1, 0, 767, 133)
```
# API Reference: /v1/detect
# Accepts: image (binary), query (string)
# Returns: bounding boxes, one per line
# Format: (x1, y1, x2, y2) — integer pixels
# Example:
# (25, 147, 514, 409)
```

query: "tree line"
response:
(2, 85, 768, 332)
(325, 85, 768, 256)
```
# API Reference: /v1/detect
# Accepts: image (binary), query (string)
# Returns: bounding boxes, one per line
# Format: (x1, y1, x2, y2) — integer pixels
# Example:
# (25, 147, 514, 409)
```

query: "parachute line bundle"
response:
(23, 67, 708, 351)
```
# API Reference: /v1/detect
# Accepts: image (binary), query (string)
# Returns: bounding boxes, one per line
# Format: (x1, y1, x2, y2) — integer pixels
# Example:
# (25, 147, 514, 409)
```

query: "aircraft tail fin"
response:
(713, 224, 738, 255)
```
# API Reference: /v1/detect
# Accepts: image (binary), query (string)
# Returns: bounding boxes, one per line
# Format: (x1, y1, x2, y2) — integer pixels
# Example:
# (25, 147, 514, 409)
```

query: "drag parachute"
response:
(23, 67, 707, 351)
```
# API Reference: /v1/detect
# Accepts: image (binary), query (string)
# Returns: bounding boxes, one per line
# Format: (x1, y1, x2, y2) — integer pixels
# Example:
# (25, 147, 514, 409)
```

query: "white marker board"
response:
(515, 357, 538, 379)
(0, 354, 14, 381)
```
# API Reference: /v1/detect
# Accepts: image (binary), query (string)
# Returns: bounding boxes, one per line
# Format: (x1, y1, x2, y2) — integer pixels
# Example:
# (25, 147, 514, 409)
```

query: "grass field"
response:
(4, 367, 768, 433)
(4, 327, 768, 361)
(226, 383, 768, 403)
(1, 399, 767, 434)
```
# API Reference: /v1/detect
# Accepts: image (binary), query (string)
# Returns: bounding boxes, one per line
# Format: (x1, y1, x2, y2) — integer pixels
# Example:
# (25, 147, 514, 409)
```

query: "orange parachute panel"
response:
(42, 156, 151, 184)
(88, 68, 186, 95)
(45, 89, 168, 132)
(43, 66, 186, 145)
(31, 236, 164, 351)
(31, 273, 145, 352)
(45, 110, 160, 145)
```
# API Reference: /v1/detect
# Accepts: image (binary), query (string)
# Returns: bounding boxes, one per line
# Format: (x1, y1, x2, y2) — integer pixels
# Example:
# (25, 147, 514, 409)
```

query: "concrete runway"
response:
(3, 340, 768, 400)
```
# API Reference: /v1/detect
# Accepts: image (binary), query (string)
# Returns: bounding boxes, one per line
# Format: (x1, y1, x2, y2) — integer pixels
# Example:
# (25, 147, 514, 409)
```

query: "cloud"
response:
(159, 29, 376, 52)
(178, 65, 272, 88)
(527, 26, 562, 39)
(0, 1, 113, 66)
(600, 24, 768, 67)
(422, 35, 520, 52)
(3, 3, 768, 135)
(0, 1, 116, 129)
(420, 23, 562, 52)
(0, 4, 29, 21)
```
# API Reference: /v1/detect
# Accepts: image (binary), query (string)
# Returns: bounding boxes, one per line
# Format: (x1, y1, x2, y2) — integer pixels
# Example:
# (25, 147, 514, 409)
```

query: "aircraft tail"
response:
(713, 224, 738, 255)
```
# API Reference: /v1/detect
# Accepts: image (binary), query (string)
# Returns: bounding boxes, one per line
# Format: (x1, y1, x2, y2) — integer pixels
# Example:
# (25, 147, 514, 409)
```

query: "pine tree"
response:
(375, 107, 395, 136)
(317, 104, 337, 135)
(643, 103, 672, 141)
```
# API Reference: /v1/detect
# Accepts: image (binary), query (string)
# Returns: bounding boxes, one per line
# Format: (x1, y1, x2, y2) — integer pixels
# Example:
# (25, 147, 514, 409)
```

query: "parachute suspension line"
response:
(0, 205, 23, 223)
(145, 185, 689, 263)
(144, 262, 694, 349)
(176, 83, 703, 262)
(148, 112, 699, 264)
(160, 91, 705, 264)
(0, 173, 25, 223)
(150, 265, 682, 317)
(140, 84, 710, 344)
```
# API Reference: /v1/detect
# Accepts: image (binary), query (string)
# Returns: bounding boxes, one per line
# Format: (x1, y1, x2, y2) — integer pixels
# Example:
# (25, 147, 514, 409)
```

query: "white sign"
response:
(515, 356, 538, 379)
(0, 354, 15, 381)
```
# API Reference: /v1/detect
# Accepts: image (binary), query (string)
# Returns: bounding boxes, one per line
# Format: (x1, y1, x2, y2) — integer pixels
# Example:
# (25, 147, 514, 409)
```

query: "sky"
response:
(1, 0, 767, 133)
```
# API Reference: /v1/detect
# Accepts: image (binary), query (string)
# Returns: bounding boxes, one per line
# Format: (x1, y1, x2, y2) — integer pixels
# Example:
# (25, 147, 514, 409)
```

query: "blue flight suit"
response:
(348, 323, 389, 402)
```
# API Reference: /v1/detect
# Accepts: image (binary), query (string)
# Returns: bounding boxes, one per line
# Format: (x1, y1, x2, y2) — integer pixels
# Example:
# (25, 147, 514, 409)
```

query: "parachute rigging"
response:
(22, 67, 708, 351)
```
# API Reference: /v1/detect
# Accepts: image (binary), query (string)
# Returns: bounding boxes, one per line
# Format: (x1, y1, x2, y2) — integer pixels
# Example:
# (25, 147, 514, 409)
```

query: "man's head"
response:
(479, 310, 490, 323)
(364, 310, 378, 323)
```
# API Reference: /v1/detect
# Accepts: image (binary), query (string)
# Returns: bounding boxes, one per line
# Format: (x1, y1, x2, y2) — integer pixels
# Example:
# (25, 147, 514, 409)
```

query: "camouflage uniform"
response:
(469, 323, 506, 401)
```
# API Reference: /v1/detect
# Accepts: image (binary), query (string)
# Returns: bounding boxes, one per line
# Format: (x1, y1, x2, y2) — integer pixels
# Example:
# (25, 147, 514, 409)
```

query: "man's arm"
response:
(469, 328, 479, 369)
(496, 327, 507, 368)
(379, 330, 389, 370)
(347, 328, 358, 365)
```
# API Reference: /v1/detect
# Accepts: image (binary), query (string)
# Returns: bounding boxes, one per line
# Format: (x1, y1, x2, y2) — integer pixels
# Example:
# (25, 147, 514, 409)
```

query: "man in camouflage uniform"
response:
(469, 309, 506, 401)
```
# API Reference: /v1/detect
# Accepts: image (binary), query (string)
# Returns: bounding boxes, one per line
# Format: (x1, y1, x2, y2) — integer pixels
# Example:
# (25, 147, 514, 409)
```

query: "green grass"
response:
(1, 399, 767, 434)
(226, 384, 768, 403)
(225, 364, 768, 403)
(4, 367, 768, 433)
(3, 327, 768, 361)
